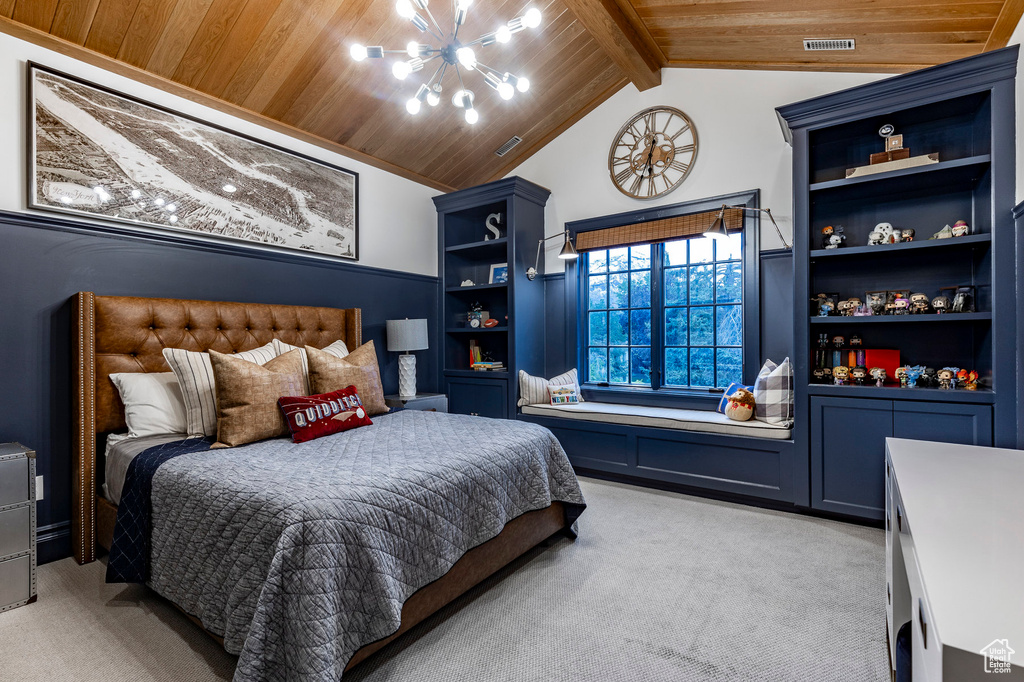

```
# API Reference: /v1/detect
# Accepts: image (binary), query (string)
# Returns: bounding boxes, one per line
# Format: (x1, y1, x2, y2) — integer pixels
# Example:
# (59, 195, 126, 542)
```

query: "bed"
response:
(71, 292, 586, 679)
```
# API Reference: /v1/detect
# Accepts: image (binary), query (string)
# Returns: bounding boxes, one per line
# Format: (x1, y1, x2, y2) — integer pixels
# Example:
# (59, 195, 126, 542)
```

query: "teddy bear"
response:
(723, 388, 755, 422)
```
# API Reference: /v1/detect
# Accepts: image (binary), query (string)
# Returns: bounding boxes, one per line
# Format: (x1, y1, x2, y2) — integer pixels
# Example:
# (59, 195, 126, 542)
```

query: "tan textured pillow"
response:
(209, 349, 306, 447)
(305, 342, 388, 416)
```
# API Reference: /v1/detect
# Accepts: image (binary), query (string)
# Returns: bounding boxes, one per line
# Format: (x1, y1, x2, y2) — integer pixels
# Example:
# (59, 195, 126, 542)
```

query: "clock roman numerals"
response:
(608, 106, 697, 199)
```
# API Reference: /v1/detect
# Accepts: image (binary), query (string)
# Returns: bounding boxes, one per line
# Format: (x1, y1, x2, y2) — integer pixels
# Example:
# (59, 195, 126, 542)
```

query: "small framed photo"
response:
(940, 285, 976, 313)
(866, 291, 887, 315)
(489, 262, 509, 284)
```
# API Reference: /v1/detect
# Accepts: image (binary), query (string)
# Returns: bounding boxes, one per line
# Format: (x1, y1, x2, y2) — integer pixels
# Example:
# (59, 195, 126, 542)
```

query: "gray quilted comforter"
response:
(144, 410, 586, 681)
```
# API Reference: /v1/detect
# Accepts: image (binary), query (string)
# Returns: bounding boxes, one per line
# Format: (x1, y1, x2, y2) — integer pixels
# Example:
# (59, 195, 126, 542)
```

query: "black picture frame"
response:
(27, 63, 359, 262)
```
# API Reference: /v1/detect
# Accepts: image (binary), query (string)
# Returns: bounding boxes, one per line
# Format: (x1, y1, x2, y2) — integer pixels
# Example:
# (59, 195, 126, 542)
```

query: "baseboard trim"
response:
(575, 468, 882, 529)
(36, 520, 72, 565)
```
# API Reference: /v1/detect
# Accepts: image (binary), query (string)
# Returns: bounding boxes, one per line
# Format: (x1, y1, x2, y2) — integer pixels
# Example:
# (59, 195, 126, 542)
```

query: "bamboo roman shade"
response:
(574, 207, 744, 252)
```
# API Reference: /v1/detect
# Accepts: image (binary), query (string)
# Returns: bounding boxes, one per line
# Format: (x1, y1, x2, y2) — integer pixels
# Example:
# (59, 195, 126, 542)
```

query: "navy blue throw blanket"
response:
(106, 437, 214, 583)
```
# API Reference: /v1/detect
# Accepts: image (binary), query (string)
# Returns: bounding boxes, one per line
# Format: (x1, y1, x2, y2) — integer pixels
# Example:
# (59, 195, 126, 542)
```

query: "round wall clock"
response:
(608, 106, 698, 200)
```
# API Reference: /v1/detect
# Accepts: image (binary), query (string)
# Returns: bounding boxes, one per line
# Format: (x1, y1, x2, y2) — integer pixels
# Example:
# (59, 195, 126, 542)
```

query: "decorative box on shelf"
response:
(0, 443, 36, 613)
(385, 393, 448, 413)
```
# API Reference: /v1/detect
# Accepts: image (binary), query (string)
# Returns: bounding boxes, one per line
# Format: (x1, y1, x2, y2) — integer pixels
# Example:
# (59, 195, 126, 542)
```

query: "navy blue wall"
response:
(542, 250, 795, 378)
(0, 210, 440, 563)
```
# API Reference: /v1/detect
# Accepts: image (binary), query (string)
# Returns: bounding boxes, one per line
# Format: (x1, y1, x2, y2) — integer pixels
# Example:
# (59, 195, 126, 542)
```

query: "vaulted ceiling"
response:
(2, 0, 1021, 192)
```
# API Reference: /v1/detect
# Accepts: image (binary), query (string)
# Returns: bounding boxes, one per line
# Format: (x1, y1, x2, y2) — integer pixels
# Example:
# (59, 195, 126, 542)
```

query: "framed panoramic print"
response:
(28, 64, 359, 261)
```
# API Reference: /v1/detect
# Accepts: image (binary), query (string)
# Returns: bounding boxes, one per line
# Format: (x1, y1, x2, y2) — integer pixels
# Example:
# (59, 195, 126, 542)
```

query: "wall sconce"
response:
(704, 204, 791, 249)
(526, 230, 578, 280)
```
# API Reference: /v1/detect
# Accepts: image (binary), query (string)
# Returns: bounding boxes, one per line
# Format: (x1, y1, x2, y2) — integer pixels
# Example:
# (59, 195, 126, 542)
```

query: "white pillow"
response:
(272, 339, 350, 393)
(109, 372, 188, 438)
(162, 342, 278, 437)
(518, 368, 584, 407)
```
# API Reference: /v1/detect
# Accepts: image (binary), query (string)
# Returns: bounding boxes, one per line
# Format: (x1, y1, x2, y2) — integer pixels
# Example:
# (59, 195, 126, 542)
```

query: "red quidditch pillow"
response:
(277, 386, 373, 443)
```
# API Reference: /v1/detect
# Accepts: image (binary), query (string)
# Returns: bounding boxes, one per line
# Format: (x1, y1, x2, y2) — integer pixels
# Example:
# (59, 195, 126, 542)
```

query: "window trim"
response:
(564, 190, 762, 409)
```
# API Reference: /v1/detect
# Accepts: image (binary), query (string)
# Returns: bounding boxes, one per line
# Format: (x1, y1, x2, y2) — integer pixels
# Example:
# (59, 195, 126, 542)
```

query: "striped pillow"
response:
(272, 339, 349, 393)
(518, 368, 584, 407)
(162, 342, 279, 437)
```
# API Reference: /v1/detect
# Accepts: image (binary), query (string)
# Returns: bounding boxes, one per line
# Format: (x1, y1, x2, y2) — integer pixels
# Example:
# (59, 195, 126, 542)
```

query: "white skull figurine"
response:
(867, 229, 884, 245)
(873, 222, 895, 244)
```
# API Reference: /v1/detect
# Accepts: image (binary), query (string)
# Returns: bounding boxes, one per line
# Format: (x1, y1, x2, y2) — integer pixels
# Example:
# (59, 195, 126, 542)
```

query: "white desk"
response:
(886, 438, 1024, 681)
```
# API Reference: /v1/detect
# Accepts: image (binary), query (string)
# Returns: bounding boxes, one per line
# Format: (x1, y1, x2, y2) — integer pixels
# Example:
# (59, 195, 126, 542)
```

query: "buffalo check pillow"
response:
(753, 358, 794, 426)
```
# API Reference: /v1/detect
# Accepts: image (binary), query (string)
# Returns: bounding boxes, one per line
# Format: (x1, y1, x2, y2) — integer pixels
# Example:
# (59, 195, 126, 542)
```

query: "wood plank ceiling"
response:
(2, 0, 1021, 191)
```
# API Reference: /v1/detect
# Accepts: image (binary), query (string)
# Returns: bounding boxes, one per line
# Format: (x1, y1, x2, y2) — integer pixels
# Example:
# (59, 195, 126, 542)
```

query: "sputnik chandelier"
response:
(349, 0, 541, 124)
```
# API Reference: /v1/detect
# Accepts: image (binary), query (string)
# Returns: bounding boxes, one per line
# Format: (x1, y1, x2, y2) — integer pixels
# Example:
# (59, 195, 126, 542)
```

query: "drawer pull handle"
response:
(919, 598, 928, 648)
(897, 506, 902, 532)
(886, 513, 891, 531)
(887, 583, 891, 605)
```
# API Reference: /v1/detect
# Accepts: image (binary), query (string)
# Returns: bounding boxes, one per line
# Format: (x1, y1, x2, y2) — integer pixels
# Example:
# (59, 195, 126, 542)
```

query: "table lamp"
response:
(386, 318, 429, 397)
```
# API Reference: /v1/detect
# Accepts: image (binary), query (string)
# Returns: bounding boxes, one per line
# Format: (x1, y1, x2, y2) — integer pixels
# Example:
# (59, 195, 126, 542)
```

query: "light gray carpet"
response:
(0, 478, 888, 681)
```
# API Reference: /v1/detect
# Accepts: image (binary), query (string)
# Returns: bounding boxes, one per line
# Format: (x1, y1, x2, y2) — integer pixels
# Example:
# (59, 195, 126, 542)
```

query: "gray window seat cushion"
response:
(520, 402, 792, 440)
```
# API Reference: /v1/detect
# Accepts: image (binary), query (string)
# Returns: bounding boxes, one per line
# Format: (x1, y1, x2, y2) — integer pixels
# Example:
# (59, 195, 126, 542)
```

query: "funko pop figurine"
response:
(909, 293, 931, 314)
(962, 370, 979, 390)
(836, 300, 856, 316)
(818, 333, 829, 349)
(900, 229, 915, 242)
(869, 366, 887, 387)
(813, 293, 837, 317)
(849, 334, 863, 347)
(932, 295, 951, 313)
(820, 225, 834, 249)
(841, 298, 862, 316)
(891, 298, 910, 315)
(951, 220, 970, 237)
(905, 366, 923, 387)
(950, 287, 974, 313)
(917, 367, 938, 389)
(936, 367, 957, 389)
(832, 335, 846, 349)
(895, 366, 910, 388)
(812, 367, 827, 383)
(833, 365, 850, 386)
(868, 222, 896, 245)
(867, 292, 887, 316)
(850, 366, 868, 385)
(822, 367, 832, 383)
(826, 233, 845, 249)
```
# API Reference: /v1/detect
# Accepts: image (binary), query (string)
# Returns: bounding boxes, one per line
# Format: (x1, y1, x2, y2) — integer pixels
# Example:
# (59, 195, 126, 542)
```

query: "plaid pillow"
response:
(716, 382, 753, 414)
(754, 358, 794, 426)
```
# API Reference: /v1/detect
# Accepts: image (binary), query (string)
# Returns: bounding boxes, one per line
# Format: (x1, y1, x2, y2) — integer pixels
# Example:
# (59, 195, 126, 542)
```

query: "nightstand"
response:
(385, 393, 448, 413)
(0, 443, 36, 613)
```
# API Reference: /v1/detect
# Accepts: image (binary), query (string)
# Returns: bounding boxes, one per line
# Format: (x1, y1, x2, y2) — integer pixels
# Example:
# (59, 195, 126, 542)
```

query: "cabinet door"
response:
(893, 401, 992, 446)
(810, 397, 892, 521)
(446, 378, 508, 418)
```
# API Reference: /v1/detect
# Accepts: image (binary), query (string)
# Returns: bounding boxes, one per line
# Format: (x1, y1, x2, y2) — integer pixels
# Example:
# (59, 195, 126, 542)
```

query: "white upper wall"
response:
(1007, 17, 1024, 203)
(0, 31, 441, 277)
(508, 67, 888, 271)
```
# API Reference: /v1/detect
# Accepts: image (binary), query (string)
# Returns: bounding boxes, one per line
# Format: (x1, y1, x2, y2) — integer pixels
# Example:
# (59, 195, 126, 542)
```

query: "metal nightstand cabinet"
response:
(385, 393, 448, 412)
(0, 443, 36, 613)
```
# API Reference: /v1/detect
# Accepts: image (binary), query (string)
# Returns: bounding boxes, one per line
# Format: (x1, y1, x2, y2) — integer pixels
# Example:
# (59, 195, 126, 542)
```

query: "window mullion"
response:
(651, 244, 663, 390)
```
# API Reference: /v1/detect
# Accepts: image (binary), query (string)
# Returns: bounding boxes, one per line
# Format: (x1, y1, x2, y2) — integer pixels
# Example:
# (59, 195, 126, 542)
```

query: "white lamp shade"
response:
(386, 318, 429, 351)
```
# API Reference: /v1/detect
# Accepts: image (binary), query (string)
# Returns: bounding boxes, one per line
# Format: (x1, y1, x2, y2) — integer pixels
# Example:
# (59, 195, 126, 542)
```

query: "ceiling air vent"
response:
(494, 135, 523, 157)
(803, 38, 856, 51)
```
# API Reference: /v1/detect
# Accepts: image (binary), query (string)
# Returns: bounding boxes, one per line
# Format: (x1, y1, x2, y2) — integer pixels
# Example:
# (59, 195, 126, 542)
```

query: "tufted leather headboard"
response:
(71, 292, 361, 564)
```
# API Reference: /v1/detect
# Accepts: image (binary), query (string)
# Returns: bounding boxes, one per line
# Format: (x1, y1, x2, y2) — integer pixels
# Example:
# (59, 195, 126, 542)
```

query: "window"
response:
(584, 233, 744, 390)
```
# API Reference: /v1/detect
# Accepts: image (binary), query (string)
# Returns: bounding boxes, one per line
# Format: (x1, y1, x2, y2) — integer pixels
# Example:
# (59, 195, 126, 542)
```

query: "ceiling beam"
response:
(560, 0, 663, 91)
(984, 0, 1024, 50)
